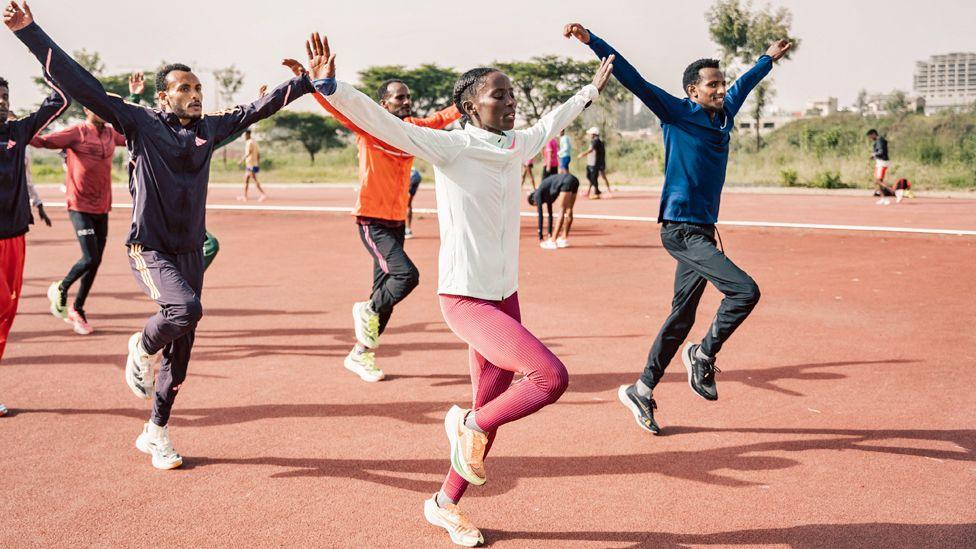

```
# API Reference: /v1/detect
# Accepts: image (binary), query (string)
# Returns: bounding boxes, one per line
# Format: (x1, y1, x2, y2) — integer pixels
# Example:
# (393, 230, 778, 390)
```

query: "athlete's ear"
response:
(462, 98, 477, 121)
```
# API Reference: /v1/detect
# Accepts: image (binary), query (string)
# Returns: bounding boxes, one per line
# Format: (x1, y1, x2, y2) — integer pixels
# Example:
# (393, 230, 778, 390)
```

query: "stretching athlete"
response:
(8, 1, 315, 467)
(566, 22, 791, 434)
(0, 52, 70, 418)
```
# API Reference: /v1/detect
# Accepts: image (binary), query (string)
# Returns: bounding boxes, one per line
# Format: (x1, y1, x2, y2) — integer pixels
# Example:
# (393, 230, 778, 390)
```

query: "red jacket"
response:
(31, 122, 125, 214)
(314, 94, 459, 221)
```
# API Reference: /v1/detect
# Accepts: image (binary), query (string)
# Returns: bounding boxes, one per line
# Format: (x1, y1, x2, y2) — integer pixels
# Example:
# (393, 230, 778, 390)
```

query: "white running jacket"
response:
(324, 81, 599, 301)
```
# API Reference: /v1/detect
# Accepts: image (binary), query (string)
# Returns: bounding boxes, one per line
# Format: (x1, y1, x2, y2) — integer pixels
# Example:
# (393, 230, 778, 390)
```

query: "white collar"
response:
(464, 123, 515, 150)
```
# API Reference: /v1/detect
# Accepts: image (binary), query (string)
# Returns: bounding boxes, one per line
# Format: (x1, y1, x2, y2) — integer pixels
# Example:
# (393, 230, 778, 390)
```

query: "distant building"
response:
(806, 97, 838, 117)
(735, 113, 798, 136)
(914, 52, 976, 113)
(862, 92, 926, 116)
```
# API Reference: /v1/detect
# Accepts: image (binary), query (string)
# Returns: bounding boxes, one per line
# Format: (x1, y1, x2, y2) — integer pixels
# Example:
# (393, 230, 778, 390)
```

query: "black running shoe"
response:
(617, 384, 661, 435)
(682, 343, 720, 401)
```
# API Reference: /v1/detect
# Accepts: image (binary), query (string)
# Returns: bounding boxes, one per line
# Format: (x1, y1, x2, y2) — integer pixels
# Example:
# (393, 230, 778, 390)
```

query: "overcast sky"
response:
(2, 0, 973, 114)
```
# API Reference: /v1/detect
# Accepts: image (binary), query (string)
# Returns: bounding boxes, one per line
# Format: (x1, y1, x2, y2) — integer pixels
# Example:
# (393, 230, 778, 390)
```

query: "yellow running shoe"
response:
(423, 494, 484, 547)
(343, 349, 385, 382)
(445, 405, 487, 486)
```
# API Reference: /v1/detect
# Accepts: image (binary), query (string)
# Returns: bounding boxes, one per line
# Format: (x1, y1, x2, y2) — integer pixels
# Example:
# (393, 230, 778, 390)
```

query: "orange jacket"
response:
(313, 94, 460, 221)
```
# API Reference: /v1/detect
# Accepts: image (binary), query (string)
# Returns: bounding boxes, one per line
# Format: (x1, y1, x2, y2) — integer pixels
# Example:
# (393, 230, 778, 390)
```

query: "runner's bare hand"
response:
(766, 39, 792, 61)
(3, 1, 34, 31)
(258, 84, 267, 98)
(128, 72, 145, 95)
(281, 58, 307, 78)
(563, 23, 590, 44)
(592, 55, 615, 93)
(305, 32, 336, 80)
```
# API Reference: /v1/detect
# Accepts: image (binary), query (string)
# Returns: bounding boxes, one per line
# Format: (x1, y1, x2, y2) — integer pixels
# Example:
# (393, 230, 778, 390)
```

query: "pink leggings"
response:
(438, 292, 569, 502)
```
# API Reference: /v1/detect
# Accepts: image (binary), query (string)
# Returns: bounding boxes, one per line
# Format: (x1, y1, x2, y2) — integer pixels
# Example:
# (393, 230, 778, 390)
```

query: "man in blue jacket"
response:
(565, 23, 792, 435)
(6, 1, 315, 468)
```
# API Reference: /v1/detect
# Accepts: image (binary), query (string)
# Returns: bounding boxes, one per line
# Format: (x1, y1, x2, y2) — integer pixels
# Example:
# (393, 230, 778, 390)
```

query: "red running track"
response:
(1, 186, 974, 547)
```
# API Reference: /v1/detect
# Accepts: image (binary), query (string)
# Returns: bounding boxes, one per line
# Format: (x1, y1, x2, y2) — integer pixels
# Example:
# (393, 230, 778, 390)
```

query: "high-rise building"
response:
(914, 52, 976, 113)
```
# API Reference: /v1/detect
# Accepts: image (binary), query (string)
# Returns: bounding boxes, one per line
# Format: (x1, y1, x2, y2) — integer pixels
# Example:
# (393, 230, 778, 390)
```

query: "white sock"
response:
(635, 379, 653, 398)
(435, 491, 456, 509)
(696, 346, 712, 361)
(464, 411, 486, 434)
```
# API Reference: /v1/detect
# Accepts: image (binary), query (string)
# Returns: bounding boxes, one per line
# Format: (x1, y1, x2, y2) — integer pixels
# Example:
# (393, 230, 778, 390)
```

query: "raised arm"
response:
(406, 104, 461, 129)
(304, 32, 463, 165)
(725, 40, 790, 117)
(7, 5, 138, 132)
(21, 86, 70, 141)
(564, 24, 686, 124)
(208, 74, 314, 145)
(30, 124, 79, 149)
(516, 55, 612, 162)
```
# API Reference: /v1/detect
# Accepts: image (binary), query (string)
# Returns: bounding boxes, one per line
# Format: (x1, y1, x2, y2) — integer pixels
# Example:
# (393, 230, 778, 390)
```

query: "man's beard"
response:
(171, 104, 202, 120)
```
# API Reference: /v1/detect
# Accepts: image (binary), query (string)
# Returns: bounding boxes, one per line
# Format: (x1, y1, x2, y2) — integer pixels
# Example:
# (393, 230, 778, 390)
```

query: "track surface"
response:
(2, 186, 975, 547)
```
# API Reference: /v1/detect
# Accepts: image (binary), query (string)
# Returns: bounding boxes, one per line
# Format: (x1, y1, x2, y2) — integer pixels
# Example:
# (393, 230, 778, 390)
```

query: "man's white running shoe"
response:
(540, 239, 557, 250)
(135, 422, 183, 470)
(352, 301, 380, 349)
(68, 307, 93, 335)
(344, 349, 385, 382)
(47, 282, 68, 322)
(423, 494, 484, 547)
(556, 237, 569, 248)
(125, 332, 157, 400)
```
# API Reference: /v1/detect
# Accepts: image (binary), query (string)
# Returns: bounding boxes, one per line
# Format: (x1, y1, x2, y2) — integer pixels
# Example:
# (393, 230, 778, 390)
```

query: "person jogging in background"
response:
(238, 129, 266, 202)
(305, 32, 612, 547)
(578, 126, 607, 199)
(284, 58, 460, 384)
(32, 104, 126, 336)
(866, 129, 895, 205)
(529, 172, 580, 250)
(566, 22, 791, 435)
(557, 128, 572, 173)
(541, 135, 558, 179)
(7, 1, 315, 468)
(0, 63, 71, 418)
(406, 167, 421, 239)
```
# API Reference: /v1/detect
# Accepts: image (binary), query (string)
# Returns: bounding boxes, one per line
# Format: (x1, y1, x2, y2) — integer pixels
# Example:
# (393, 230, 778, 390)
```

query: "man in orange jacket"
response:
(294, 60, 459, 382)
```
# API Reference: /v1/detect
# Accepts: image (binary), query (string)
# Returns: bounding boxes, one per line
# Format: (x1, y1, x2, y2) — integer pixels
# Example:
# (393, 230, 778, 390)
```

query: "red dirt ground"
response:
(1, 186, 974, 547)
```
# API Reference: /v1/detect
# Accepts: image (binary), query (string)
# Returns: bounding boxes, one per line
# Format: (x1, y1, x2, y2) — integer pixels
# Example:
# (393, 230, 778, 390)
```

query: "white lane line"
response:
(42, 202, 976, 237)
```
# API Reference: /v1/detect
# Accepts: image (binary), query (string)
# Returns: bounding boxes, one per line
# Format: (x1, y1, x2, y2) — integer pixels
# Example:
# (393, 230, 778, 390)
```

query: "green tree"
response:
(706, 0, 800, 150)
(356, 64, 459, 117)
(885, 90, 908, 115)
(260, 111, 348, 164)
(34, 48, 105, 121)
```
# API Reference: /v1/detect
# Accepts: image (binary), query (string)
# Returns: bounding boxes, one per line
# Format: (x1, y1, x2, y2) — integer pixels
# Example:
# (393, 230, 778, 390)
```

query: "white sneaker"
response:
(539, 239, 557, 250)
(68, 307, 93, 335)
(352, 302, 380, 349)
(0, 402, 8, 417)
(343, 349, 385, 382)
(135, 422, 183, 470)
(556, 238, 569, 248)
(47, 282, 68, 322)
(423, 495, 484, 547)
(125, 332, 157, 400)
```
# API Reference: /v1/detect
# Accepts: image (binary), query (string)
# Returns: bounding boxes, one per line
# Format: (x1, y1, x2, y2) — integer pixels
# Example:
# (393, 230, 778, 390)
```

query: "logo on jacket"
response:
(195, 137, 208, 147)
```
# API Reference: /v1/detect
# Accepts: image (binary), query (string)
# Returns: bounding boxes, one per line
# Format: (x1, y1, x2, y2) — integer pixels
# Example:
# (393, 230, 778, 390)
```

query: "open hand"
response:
(591, 54, 615, 93)
(563, 23, 590, 44)
(128, 72, 145, 95)
(281, 58, 307, 78)
(305, 32, 336, 80)
(3, 1, 33, 31)
(257, 84, 267, 99)
(766, 39, 793, 61)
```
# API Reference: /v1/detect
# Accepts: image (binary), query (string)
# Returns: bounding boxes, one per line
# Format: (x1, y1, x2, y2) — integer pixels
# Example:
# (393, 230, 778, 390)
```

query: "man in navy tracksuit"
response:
(565, 23, 792, 434)
(0, 66, 70, 418)
(8, 2, 314, 468)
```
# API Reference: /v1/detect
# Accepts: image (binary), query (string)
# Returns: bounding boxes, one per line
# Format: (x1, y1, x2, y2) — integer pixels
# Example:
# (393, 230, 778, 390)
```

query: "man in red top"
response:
(32, 105, 125, 335)
(286, 59, 459, 382)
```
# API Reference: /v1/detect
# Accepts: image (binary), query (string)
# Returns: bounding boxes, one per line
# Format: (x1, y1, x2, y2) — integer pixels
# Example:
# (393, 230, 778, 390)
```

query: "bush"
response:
(812, 170, 845, 189)
(779, 168, 799, 187)
(917, 140, 945, 165)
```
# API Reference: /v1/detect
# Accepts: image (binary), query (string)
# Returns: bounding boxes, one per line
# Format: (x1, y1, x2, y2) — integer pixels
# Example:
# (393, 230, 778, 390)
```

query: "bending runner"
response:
(0, 60, 70, 418)
(529, 172, 580, 250)
(8, 2, 314, 468)
(304, 32, 613, 546)
(566, 22, 791, 434)
(32, 105, 126, 335)
(285, 58, 460, 383)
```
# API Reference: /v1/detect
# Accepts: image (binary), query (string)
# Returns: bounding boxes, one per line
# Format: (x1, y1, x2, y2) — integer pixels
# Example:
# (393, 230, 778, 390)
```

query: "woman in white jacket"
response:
(300, 33, 613, 547)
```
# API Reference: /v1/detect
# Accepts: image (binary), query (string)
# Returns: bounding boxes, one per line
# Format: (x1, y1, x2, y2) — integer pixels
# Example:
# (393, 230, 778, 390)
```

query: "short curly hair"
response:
(682, 58, 720, 96)
(155, 63, 193, 94)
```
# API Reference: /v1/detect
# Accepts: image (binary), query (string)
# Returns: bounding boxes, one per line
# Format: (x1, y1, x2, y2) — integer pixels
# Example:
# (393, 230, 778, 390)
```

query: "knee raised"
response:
(540, 361, 570, 401)
(742, 281, 761, 307)
(168, 298, 203, 327)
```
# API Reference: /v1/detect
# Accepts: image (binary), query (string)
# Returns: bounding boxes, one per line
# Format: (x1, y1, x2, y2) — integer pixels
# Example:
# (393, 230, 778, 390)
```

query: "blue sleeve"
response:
(724, 56, 773, 118)
(586, 30, 687, 124)
(313, 78, 337, 96)
(209, 74, 315, 145)
(15, 22, 137, 132)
